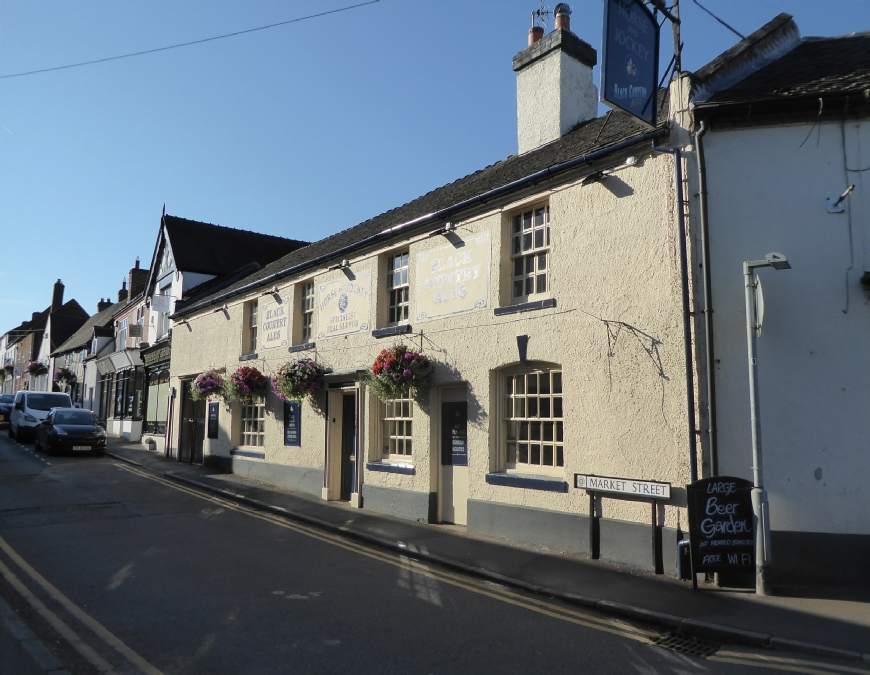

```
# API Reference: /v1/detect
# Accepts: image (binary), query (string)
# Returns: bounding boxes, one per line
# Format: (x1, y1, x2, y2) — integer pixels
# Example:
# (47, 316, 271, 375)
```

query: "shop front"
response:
(96, 348, 144, 441)
(141, 341, 172, 454)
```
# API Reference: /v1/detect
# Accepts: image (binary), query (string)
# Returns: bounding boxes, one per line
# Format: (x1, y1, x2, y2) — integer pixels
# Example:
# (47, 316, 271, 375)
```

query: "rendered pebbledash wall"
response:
(170, 150, 695, 572)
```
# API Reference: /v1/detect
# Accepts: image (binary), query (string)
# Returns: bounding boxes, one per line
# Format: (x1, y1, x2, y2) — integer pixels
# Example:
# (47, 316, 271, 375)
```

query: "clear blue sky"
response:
(2, 1, 868, 331)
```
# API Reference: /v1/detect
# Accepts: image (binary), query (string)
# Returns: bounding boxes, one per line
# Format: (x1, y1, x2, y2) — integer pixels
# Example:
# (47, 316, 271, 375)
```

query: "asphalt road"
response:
(0, 433, 862, 675)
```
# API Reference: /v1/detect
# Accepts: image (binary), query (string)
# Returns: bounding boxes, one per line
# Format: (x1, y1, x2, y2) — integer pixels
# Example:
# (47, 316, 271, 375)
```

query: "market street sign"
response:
(601, 0, 659, 127)
(575, 473, 671, 499)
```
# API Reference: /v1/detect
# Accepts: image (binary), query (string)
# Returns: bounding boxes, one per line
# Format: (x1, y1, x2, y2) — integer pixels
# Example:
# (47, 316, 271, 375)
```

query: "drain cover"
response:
(652, 633, 721, 658)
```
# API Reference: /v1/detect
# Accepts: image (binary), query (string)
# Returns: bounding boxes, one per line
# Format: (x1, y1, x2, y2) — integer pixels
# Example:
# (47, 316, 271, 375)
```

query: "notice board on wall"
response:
(207, 402, 219, 439)
(284, 400, 301, 447)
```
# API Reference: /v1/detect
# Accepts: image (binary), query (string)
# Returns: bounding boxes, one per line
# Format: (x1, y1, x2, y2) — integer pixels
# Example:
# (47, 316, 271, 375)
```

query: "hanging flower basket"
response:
(28, 361, 48, 376)
(56, 367, 77, 384)
(223, 365, 269, 404)
(191, 368, 225, 402)
(0, 366, 10, 379)
(272, 358, 326, 402)
(367, 344, 433, 402)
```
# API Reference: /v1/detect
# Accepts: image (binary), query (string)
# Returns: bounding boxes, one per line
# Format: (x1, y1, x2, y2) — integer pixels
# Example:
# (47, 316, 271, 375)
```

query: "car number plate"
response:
(72, 445, 92, 451)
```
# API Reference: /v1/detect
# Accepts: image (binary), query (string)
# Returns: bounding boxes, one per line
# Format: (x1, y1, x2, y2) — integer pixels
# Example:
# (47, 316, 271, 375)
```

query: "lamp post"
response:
(743, 252, 791, 596)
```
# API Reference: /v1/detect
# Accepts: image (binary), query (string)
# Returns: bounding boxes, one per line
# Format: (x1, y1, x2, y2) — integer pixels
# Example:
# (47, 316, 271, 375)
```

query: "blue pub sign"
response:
(601, 0, 660, 127)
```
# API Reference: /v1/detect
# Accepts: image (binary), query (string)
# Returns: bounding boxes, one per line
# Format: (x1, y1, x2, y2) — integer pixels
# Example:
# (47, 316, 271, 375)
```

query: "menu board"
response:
(686, 476, 755, 573)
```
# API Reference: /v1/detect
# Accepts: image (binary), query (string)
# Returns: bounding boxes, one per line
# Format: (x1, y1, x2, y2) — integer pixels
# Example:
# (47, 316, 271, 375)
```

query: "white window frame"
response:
(300, 282, 315, 344)
(386, 251, 410, 325)
(380, 396, 413, 462)
(510, 205, 551, 305)
(240, 400, 265, 447)
(117, 318, 128, 351)
(502, 367, 564, 474)
(244, 300, 258, 355)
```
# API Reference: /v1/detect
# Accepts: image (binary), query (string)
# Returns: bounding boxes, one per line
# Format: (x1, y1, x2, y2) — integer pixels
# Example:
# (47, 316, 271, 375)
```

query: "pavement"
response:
(105, 438, 870, 664)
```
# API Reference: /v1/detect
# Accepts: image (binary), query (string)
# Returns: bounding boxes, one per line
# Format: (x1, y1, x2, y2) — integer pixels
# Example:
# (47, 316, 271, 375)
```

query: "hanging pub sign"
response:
(686, 476, 755, 573)
(601, 0, 659, 127)
(317, 271, 372, 340)
(284, 400, 301, 447)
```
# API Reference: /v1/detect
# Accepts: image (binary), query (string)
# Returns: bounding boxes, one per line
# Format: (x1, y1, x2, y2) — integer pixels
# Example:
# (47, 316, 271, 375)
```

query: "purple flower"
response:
(403, 369, 411, 376)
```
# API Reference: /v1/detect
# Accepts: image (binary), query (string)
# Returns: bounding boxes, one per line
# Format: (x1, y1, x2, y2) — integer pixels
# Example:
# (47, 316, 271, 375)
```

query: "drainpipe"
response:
(694, 121, 718, 475)
(653, 144, 699, 483)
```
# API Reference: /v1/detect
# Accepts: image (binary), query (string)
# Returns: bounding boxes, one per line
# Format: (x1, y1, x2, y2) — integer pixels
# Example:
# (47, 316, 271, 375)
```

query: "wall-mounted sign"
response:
(416, 233, 490, 322)
(686, 476, 755, 573)
(207, 402, 219, 439)
(128, 324, 144, 338)
(317, 271, 371, 340)
(260, 297, 289, 350)
(150, 295, 172, 313)
(575, 473, 671, 499)
(143, 344, 171, 366)
(284, 400, 301, 446)
(601, 0, 659, 127)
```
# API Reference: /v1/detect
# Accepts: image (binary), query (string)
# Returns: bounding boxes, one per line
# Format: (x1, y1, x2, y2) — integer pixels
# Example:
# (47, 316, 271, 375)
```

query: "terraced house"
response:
(169, 19, 696, 575)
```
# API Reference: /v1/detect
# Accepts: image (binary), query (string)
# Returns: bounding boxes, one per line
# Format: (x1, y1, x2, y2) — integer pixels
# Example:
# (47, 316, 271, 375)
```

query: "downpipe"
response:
(654, 144, 698, 483)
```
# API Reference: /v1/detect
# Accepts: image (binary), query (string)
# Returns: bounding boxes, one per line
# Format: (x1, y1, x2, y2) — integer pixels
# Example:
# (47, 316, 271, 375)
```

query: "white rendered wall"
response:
(704, 121, 870, 535)
(517, 50, 597, 155)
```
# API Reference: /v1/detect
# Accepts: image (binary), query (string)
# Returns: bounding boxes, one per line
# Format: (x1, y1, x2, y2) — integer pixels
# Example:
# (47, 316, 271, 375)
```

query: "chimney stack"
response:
(513, 3, 598, 154)
(118, 280, 128, 303)
(97, 298, 113, 312)
(128, 258, 150, 300)
(554, 3, 571, 31)
(529, 26, 544, 45)
(51, 279, 64, 313)
(32, 312, 40, 323)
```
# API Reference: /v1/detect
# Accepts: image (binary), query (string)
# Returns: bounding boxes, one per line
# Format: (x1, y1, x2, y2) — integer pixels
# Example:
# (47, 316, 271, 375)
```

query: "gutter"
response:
(174, 128, 668, 319)
(694, 121, 718, 475)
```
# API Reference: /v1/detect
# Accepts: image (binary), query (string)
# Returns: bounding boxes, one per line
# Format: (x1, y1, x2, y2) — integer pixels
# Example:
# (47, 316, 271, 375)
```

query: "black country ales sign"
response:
(317, 270, 371, 340)
(260, 297, 289, 350)
(686, 476, 755, 573)
(415, 233, 490, 321)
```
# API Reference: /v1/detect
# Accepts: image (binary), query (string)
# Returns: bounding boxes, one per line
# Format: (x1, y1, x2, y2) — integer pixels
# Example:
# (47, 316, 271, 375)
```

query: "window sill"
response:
(485, 472, 567, 492)
(372, 325, 413, 339)
(238, 353, 258, 362)
(366, 461, 415, 475)
(494, 298, 556, 317)
(288, 342, 315, 354)
(230, 448, 266, 459)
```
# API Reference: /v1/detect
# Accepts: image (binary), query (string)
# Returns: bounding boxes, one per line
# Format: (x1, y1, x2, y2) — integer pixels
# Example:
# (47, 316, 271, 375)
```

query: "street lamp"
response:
(743, 252, 791, 596)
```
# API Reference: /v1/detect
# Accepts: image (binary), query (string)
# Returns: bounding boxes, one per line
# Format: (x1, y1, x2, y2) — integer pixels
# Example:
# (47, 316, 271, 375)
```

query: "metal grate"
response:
(652, 633, 721, 658)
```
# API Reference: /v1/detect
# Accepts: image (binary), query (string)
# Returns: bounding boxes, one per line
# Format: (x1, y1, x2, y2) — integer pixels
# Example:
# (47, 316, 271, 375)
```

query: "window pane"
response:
(556, 446, 564, 467)
(531, 444, 541, 464)
(531, 421, 541, 441)
(534, 207, 545, 227)
(543, 421, 554, 441)
(528, 397, 538, 417)
(554, 397, 563, 418)
(539, 374, 550, 395)
(536, 274, 547, 294)
(506, 442, 516, 464)
(553, 372, 562, 393)
(514, 258, 523, 276)
(513, 281, 523, 298)
(537, 253, 547, 271)
(556, 421, 564, 442)
(527, 374, 537, 394)
(534, 229, 544, 248)
(525, 277, 534, 295)
(515, 377, 524, 395)
(515, 398, 525, 417)
(525, 256, 534, 274)
(519, 421, 529, 440)
(543, 445, 553, 466)
(513, 215, 522, 233)
(519, 444, 528, 463)
(513, 237, 521, 255)
(523, 233, 532, 251)
(523, 212, 532, 230)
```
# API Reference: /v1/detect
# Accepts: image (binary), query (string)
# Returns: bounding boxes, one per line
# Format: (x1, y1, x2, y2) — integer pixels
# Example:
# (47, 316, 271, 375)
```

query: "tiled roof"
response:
(52, 300, 125, 356)
(175, 91, 669, 315)
(163, 215, 310, 276)
(704, 32, 870, 105)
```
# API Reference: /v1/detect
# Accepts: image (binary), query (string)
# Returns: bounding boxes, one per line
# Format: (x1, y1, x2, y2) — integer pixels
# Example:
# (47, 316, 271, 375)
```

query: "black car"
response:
(0, 393, 13, 428)
(35, 408, 107, 456)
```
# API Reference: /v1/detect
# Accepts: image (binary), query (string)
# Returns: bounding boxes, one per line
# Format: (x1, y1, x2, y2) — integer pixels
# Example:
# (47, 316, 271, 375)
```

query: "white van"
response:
(9, 391, 73, 441)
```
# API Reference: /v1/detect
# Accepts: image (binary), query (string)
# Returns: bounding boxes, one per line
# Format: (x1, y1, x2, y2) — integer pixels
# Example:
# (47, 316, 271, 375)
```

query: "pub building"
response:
(167, 16, 699, 577)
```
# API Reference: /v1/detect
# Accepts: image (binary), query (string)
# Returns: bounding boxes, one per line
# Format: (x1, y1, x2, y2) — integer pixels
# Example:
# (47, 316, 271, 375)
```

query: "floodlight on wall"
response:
(428, 222, 455, 238)
(327, 259, 350, 271)
(261, 285, 281, 300)
(213, 304, 229, 315)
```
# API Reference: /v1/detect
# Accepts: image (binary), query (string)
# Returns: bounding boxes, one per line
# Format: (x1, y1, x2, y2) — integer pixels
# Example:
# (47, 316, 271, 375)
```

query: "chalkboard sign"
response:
(284, 400, 301, 447)
(207, 402, 219, 439)
(686, 476, 755, 573)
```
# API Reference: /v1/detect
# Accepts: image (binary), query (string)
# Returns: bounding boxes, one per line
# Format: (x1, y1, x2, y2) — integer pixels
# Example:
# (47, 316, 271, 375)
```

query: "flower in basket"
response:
(56, 367, 76, 384)
(223, 365, 269, 404)
(191, 368, 225, 402)
(27, 361, 48, 376)
(367, 344, 433, 402)
(272, 358, 326, 402)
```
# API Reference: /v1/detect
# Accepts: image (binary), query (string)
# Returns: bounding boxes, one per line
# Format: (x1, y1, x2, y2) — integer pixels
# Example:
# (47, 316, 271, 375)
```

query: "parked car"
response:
(9, 391, 73, 440)
(0, 393, 14, 428)
(34, 408, 106, 456)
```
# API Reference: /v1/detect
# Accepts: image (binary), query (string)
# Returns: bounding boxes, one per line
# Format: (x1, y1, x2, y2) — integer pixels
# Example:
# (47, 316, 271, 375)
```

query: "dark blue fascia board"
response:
(494, 298, 557, 317)
(372, 325, 413, 339)
(230, 449, 266, 459)
(288, 342, 315, 354)
(485, 472, 568, 492)
(238, 353, 258, 362)
(366, 462, 415, 475)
